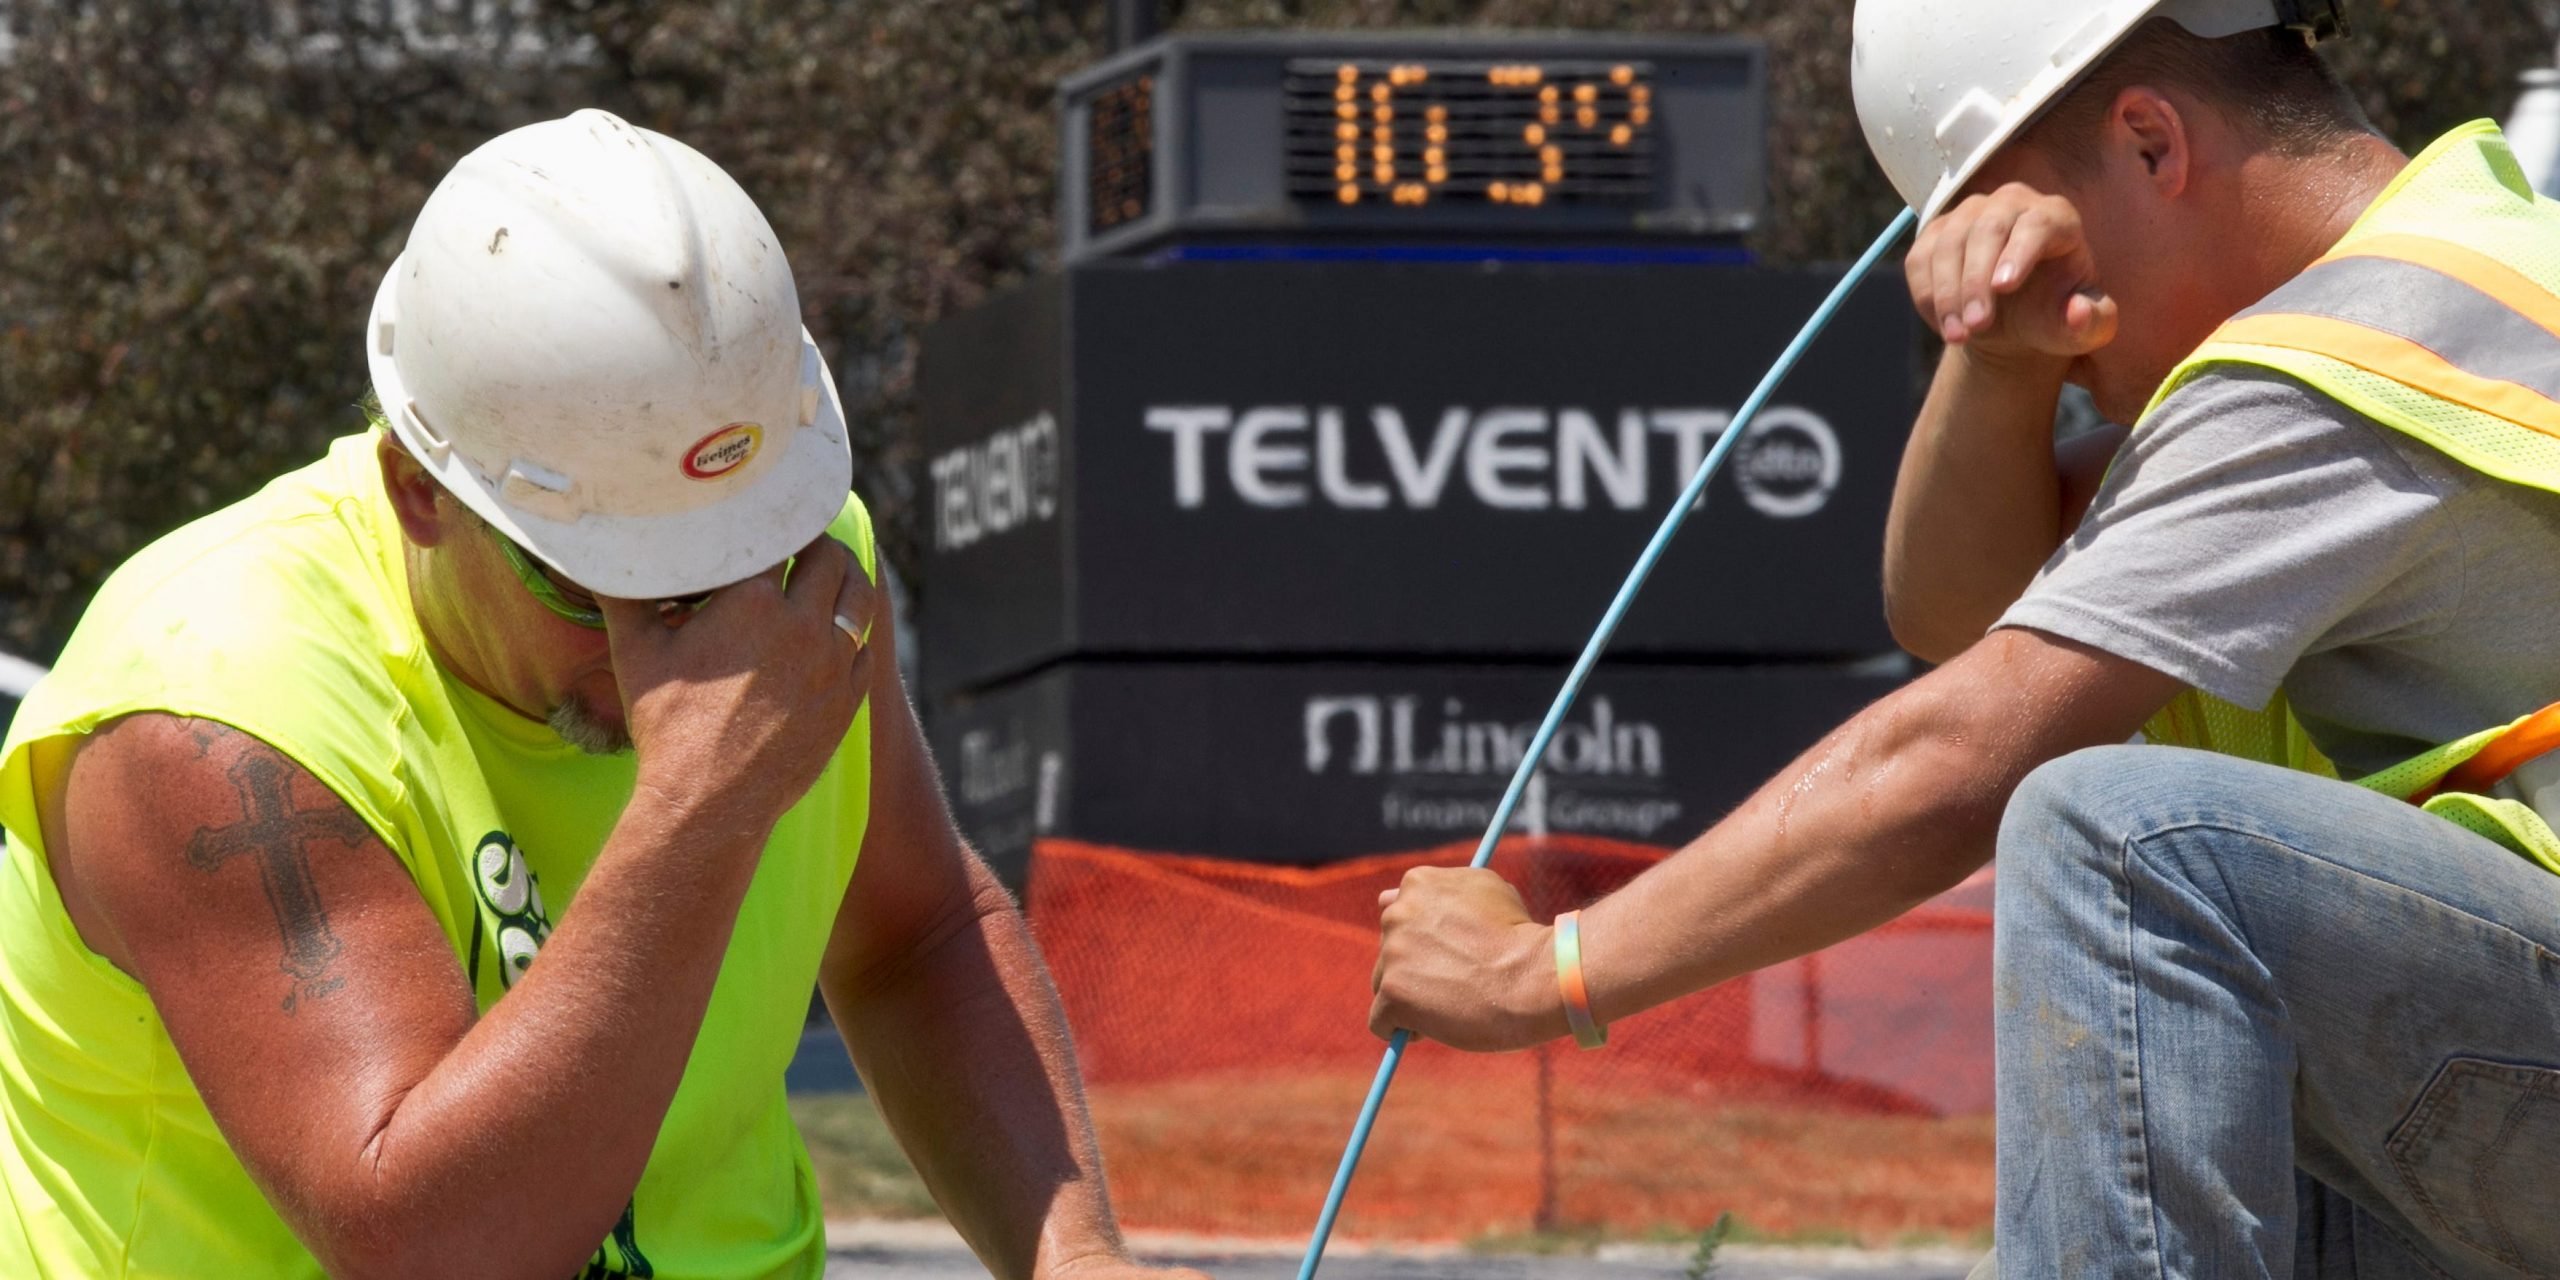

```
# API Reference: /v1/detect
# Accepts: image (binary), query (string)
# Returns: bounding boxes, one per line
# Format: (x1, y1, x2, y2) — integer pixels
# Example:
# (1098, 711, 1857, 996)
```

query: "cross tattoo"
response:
(185, 751, 374, 1013)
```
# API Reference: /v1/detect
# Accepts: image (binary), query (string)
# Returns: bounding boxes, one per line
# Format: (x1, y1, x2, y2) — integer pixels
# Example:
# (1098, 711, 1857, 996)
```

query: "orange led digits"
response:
(1291, 53, 1668, 212)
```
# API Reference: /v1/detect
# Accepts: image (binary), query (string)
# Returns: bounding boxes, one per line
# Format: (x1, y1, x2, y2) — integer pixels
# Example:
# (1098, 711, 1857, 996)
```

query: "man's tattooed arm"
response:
(175, 722, 377, 1013)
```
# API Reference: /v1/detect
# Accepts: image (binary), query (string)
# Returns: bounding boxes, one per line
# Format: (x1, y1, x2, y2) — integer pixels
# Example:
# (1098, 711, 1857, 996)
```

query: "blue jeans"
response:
(1994, 746, 2560, 1279)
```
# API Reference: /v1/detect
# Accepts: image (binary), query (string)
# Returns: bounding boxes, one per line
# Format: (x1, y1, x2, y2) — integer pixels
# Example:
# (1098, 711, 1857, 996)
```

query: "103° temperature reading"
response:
(1285, 59, 1659, 210)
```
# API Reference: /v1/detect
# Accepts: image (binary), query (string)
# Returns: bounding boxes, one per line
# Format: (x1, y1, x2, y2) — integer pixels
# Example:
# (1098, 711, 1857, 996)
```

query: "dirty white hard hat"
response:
(1853, 0, 2350, 224)
(367, 108, 852, 600)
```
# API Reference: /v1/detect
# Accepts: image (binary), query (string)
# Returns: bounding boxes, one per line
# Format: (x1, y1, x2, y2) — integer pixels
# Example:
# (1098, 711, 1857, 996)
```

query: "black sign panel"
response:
(916, 277, 1071, 695)
(927, 660, 1907, 888)
(918, 260, 1920, 698)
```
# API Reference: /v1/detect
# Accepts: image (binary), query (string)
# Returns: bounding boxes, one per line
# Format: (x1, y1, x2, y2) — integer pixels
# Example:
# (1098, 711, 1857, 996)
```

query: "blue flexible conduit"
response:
(1293, 208, 1921, 1280)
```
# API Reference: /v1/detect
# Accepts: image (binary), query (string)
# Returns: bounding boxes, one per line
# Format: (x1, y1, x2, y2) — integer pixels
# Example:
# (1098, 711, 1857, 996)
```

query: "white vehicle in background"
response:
(2508, 36, 2560, 196)
(0, 650, 43, 732)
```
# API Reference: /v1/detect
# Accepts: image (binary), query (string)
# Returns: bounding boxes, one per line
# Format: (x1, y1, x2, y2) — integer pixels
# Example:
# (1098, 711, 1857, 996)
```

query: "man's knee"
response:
(2000, 744, 2157, 868)
(1995, 744, 2264, 929)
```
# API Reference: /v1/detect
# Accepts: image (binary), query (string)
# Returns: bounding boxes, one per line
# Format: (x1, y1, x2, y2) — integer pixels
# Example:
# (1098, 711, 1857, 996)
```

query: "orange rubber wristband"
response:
(1554, 909, 1607, 1050)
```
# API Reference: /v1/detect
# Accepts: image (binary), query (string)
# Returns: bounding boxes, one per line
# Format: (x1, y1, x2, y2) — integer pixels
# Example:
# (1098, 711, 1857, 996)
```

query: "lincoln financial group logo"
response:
(1303, 694, 1686, 841)
(1145, 404, 1843, 519)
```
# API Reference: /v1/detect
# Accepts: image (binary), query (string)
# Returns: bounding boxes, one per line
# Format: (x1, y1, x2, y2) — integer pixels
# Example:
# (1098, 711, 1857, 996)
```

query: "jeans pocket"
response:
(2384, 1058, 2560, 1275)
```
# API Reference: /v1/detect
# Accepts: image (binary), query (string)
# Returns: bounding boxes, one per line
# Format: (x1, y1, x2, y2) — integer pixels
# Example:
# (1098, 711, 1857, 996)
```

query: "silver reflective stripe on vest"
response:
(2234, 255, 2560, 401)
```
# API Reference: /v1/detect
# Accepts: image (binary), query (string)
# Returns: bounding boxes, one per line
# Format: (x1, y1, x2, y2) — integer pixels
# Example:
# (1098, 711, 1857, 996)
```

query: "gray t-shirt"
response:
(1998, 367, 2560, 781)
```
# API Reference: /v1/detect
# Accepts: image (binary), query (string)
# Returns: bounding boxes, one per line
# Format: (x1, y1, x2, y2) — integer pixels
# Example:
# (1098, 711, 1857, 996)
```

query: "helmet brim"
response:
(368, 265, 856, 600)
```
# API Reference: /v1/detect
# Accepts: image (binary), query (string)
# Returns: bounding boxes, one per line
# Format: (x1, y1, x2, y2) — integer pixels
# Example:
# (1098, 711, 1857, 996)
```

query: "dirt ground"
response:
(822, 1221, 1986, 1279)
(1086, 1069, 1995, 1246)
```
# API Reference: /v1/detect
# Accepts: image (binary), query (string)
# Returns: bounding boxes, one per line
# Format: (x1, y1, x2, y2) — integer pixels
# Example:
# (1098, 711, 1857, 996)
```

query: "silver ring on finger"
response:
(833, 612, 864, 649)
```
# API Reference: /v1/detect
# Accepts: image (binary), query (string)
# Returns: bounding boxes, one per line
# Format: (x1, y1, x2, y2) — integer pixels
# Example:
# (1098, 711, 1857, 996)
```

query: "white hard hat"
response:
(1853, 0, 2349, 223)
(367, 108, 852, 600)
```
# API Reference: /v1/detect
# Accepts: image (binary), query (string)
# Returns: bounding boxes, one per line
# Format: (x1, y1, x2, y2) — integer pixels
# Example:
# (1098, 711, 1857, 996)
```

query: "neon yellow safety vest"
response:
(2138, 120, 2560, 877)
(0, 433, 876, 1278)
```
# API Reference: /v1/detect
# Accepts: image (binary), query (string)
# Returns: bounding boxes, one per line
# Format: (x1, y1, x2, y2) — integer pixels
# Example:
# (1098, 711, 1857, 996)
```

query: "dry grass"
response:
(790, 1093, 941, 1221)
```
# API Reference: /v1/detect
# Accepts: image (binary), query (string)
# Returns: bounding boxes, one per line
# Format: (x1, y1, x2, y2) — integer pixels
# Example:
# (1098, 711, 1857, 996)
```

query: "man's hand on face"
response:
(1368, 867, 1569, 1054)
(602, 534, 880, 834)
(1911, 182, 2120, 366)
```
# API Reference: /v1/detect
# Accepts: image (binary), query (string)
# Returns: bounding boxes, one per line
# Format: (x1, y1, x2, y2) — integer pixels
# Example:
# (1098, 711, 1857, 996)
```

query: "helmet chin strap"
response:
(2274, 0, 2351, 42)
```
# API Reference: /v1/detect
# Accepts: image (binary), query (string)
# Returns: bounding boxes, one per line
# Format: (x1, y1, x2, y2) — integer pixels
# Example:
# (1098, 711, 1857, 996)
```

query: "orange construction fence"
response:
(1027, 836, 1998, 1244)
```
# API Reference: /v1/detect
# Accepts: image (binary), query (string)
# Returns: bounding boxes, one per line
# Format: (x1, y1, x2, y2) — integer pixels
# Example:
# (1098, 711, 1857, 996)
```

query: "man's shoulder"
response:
(2139, 364, 2457, 490)
(21, 436, 417, 759)
(2148, 363, 2360, 430)
(95, 437, 390, 623)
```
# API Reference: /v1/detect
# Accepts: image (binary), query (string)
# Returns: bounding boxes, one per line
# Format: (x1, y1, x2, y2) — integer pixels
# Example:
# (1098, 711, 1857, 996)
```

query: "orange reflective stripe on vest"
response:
(2331, 233, 2560, 344)
(2216, 243, 2560, 441)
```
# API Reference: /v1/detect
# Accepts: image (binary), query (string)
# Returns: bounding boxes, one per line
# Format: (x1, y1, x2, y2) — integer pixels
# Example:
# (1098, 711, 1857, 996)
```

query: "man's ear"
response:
(2107, 86, 2191, 201)
(377, 433, 457, 548)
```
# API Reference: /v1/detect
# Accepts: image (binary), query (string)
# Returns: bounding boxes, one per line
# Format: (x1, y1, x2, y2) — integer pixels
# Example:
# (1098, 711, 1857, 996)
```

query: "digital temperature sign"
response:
(1060, 33, 1765, 263)
(1286, 58, 1661, 210)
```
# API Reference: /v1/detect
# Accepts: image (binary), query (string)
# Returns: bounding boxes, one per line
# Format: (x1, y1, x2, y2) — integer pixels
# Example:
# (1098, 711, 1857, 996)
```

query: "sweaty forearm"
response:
(1578, 676, 2010, 1026)
(344, 786, 771, 1277)
(1884, 347, 2072, 661)
(834, 874, 1121, 1280)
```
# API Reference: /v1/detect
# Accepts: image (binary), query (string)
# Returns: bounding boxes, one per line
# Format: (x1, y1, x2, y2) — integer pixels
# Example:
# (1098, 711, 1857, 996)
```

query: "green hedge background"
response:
(3, 0, 2553, 658)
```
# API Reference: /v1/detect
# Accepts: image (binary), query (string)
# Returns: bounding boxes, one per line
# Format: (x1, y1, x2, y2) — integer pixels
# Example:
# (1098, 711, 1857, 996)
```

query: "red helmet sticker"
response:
(683, 423, 763, 480)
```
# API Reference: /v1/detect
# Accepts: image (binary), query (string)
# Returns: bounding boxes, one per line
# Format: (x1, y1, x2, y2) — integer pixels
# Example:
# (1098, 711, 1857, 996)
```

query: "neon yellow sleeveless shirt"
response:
(0, 432, 876, 1278)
